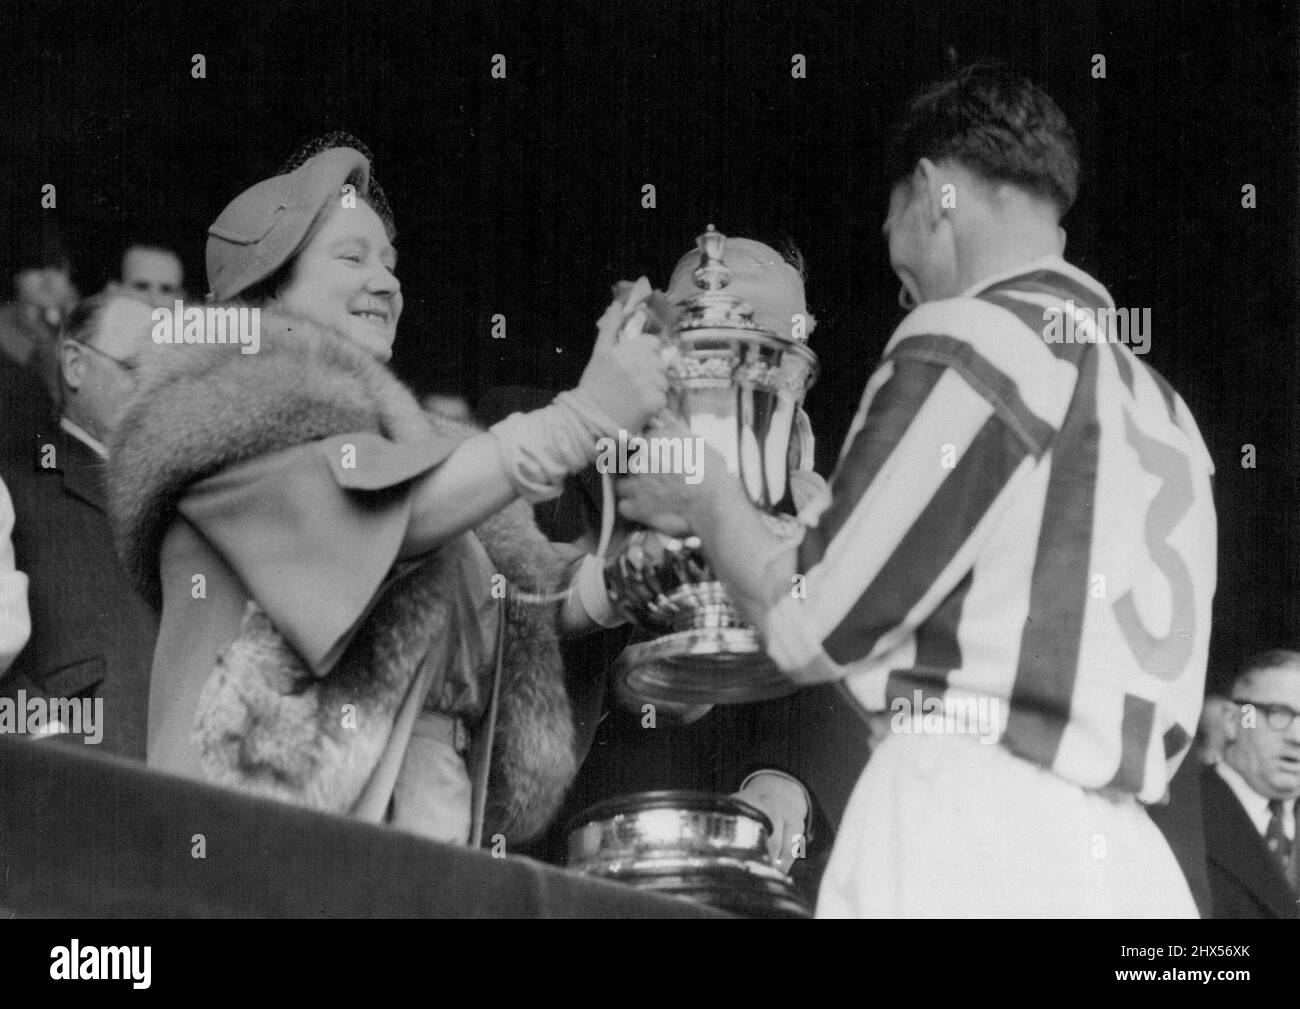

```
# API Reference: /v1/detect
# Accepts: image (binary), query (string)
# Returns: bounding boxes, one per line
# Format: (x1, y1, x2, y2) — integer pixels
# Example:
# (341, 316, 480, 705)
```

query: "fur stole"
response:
(107, 310, 575, 841)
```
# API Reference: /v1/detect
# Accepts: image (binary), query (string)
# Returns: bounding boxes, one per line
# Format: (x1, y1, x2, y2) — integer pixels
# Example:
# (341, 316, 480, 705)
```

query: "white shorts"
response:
(817, 731, 1197, 918)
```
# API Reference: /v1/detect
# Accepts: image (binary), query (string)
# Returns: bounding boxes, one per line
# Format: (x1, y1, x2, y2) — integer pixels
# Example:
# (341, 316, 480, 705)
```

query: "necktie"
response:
(1264, 800, 1298, 892)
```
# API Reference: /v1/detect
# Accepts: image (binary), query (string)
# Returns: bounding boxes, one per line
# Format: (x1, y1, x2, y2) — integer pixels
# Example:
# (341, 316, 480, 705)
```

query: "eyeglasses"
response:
(72, 340, 138, 379)
(1231, 699, 1300, 732)
(129, 281, 180, 296)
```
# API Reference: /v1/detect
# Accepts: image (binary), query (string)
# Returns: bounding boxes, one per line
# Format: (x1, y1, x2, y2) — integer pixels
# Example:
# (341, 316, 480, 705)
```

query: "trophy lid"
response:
(674, 225, 770, 336)
(670, 225, 811, 343)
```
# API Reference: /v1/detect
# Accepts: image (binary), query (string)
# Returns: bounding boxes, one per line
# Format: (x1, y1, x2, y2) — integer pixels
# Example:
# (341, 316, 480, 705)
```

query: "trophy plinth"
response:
(605, 226, 818, 708)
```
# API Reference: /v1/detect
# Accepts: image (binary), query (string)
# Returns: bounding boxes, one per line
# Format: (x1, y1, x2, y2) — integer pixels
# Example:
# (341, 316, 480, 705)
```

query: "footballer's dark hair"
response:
(886, 62, 1080, 217)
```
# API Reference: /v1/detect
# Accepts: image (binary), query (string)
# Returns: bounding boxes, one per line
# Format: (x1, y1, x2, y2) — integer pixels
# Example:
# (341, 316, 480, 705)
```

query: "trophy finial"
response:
(693, 224, 730, 291)
(674, 223, 763, 333)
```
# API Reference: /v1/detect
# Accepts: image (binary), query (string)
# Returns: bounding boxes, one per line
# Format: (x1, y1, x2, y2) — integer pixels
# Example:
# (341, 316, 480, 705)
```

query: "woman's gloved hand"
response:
(574, 286, 670, 435)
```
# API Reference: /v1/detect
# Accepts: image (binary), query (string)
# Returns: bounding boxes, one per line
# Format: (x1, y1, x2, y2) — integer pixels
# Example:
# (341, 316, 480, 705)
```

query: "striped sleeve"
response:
(764, 299, 1076, 683)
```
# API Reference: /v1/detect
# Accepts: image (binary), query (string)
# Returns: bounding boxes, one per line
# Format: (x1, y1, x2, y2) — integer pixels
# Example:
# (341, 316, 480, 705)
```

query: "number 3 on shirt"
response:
(1111, 410, 1196, 681)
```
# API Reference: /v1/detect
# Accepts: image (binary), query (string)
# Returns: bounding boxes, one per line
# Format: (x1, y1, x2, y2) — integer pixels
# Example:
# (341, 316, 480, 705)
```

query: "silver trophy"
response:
(566, 790, 812, 918)
(604, 225, 818, 709)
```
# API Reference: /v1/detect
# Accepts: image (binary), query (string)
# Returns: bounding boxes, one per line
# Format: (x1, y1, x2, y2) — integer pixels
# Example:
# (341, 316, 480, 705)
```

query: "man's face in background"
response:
(1224, 666, 1300, 800)
(121, 246, 184, 308)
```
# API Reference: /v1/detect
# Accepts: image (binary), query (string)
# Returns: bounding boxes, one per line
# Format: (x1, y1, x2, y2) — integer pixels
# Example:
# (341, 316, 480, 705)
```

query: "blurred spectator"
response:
(1197, 694, 1235, 764)
(1147, 676, 1246, 918)
(0, 476, 30, 674)
(108, 243, 185, 309)
(0, 292, 160, 758)
(0, 341, 58, 467)
(1200, 649, 1300, 917)
(0, 223, 79, 404)
(1148, 671, 1258, 918)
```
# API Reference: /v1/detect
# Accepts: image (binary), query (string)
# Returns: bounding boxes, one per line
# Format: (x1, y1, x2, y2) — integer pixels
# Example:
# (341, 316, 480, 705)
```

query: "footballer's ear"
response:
(914, 158, 949, 228)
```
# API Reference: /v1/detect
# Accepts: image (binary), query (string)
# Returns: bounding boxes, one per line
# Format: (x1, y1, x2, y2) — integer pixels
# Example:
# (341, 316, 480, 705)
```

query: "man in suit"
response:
(1201, 649, 1300, 918)
(0, 292, 160, 759)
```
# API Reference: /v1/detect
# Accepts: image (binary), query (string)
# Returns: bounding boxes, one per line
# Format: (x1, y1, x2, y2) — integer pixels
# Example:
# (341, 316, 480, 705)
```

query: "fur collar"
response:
(109, 310, 435, 607)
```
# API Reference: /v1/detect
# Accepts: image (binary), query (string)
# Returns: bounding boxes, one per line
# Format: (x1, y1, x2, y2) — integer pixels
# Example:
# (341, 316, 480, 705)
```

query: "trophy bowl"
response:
(566, 790, 812, 918)
(605, 225, 818, 708)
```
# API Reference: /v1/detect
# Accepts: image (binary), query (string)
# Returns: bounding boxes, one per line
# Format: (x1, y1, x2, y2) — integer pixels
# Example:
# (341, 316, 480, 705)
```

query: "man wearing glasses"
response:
(0, 292, 159, 758)
(1202, 649, 1300, 918)
(56, 294, 150, 454)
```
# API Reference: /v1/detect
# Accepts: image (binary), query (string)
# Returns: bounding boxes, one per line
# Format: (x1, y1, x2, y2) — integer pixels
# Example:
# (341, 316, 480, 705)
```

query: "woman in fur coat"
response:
(107, 135, 667, 846)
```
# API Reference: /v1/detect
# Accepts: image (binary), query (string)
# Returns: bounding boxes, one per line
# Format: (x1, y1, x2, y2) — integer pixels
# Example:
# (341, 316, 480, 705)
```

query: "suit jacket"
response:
(0, 350, 57, 461)
(1201, 763, 1299, 919)
(0, 425, 159, 759)
(1145, 752, 1214, 918)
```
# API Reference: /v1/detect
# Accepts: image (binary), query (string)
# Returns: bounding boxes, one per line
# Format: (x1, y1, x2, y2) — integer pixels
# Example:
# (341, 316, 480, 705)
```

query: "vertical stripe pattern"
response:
(762, 257, 1215, 802)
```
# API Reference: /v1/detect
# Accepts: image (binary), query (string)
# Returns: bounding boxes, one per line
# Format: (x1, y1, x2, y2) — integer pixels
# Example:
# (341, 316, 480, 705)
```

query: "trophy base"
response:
(566, 790, 812, 919)
(613, 627, 799, 707)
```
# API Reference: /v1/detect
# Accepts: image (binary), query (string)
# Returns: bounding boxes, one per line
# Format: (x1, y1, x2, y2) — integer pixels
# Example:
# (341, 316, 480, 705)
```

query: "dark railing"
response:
(0, 735, 722, 919)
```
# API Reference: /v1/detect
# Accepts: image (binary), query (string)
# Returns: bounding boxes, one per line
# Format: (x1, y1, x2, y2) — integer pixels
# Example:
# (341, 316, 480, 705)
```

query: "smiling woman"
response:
(275, 200, 400, 360)
(229, 135, 403, 360)
(106, 132, 670, 848)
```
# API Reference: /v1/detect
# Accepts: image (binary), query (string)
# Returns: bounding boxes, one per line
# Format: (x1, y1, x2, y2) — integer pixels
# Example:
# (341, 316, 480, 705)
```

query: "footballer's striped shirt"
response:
(765, 256, 1216, 803)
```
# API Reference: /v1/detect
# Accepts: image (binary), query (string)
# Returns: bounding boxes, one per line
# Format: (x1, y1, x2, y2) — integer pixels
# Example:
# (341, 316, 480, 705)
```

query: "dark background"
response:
(2, 0, 1297, 679)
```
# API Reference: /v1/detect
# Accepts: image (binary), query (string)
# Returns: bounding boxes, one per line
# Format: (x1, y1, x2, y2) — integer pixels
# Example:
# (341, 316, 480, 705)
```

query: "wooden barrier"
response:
(0, 736, 722, 918)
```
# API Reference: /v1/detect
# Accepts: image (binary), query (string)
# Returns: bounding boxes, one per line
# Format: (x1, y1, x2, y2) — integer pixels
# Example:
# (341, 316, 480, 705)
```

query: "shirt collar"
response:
(59, 417, 108, 461)
(1216, 759, 1294, 836)
(960, 254, 1117, 309)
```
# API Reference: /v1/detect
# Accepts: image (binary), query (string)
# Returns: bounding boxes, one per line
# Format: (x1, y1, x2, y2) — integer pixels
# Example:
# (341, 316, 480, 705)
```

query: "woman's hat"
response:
(205, 146, 371, 300)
